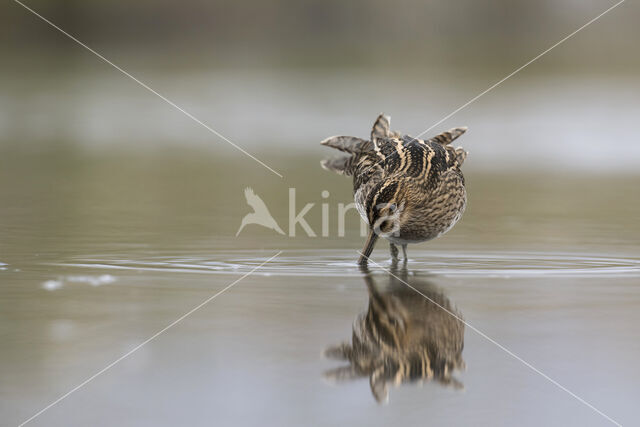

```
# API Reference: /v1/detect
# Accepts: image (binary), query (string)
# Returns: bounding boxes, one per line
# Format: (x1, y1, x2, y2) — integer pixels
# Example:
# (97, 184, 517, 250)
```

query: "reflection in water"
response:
(325, 266, 465, 403)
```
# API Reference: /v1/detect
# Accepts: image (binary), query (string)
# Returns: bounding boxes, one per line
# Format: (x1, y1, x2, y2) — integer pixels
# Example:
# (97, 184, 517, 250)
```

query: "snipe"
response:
(320, 114, 468, 264)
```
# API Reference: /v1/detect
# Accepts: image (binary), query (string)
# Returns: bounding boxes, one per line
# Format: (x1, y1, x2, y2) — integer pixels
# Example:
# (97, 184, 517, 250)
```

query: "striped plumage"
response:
(324, 269, 465, 402)
(321, 114, 468, 264)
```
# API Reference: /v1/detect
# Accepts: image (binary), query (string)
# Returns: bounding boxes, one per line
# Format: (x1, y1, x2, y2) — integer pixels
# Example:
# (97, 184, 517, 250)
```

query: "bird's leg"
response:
(358, 230, 379, 265)
(402, 244, 408, 261)
(389, 243, 399, 261)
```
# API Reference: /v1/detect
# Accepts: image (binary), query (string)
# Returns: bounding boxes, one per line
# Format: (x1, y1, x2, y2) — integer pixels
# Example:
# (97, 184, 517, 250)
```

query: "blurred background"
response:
(2, 0, 639, 256)
(1, 0, 639, 171)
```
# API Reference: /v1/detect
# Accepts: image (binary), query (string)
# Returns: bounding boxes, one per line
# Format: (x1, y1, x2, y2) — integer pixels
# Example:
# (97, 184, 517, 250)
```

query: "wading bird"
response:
(321, 114, 468, 264)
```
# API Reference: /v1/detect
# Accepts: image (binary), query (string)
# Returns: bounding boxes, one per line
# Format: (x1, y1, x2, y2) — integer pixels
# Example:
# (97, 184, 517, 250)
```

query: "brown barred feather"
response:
(320, 135, 369, 153)
(320, 155, 360, 176)
(371, 113, 391, 142)
(428, 127, 468, 146)
(319, 114, 468, 264)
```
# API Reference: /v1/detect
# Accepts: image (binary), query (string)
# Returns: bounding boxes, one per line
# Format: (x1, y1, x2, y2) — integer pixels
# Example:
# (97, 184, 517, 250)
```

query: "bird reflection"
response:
(324, 265, 465, 403)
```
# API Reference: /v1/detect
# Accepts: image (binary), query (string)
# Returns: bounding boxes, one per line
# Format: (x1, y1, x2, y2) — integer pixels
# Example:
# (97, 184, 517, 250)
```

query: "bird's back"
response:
(355, 134, 466, 221)
(377, 135, 463, 189)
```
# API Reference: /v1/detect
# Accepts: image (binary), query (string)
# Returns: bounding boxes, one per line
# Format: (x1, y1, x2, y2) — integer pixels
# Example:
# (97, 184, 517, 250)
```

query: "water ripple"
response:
(50, 250, 640, 278)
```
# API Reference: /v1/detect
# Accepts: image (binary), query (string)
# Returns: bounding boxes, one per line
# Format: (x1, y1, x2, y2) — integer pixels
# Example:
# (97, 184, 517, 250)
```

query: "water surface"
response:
(1, 151, 639, 426)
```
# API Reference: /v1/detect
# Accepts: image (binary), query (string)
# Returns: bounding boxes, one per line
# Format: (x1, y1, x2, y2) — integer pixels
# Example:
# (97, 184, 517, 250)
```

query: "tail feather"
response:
(371, 113, 390, 142)
(455, 147, 467, 166)
(321, 156, 356, 175)
(429, 127, 468, 146)
(320, 136, 369, 154)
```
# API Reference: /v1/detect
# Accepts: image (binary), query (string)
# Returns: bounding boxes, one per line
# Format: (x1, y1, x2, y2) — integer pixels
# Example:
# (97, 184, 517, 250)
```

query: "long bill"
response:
(358, 229, 379, 265)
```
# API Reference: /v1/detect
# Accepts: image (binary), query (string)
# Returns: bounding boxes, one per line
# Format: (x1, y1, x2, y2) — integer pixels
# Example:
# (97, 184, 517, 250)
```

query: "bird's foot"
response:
(401, 244, 408, 261)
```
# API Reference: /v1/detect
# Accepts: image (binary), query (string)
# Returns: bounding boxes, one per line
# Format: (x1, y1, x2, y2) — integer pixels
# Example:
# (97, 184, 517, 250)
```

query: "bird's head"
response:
(367, 180, 406, 238)
(370, 201, 404, 238)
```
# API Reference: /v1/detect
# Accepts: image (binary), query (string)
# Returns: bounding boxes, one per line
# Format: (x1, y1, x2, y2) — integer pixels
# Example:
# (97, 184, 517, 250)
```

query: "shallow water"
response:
(1, 151, 639, 426)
